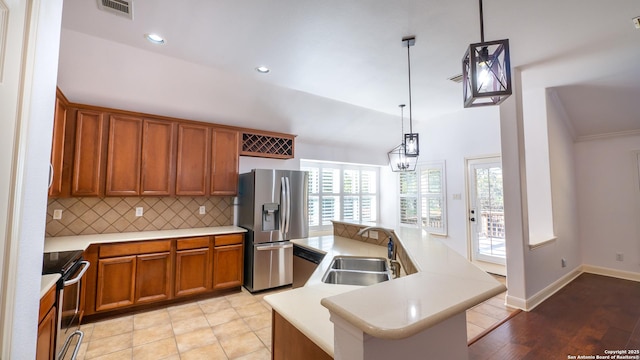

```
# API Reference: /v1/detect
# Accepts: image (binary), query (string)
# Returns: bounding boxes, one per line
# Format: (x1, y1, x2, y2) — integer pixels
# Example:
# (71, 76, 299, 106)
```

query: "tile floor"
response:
(72, 288, 280, 360)
(72, 276, 514, 360)
(465, 275, 517, 342)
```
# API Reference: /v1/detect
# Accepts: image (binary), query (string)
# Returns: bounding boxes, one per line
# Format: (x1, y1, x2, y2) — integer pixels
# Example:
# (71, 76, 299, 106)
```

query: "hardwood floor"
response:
(469, 273, 640, 359)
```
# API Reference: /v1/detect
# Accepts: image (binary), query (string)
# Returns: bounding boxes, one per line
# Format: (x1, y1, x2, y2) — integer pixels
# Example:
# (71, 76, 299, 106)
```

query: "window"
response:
(398, 161, 447, 235)
(301, 160, 379, 231)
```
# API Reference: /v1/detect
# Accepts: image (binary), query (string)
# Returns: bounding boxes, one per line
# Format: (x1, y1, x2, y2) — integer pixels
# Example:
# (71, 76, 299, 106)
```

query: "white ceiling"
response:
(60, 0, 640, 143)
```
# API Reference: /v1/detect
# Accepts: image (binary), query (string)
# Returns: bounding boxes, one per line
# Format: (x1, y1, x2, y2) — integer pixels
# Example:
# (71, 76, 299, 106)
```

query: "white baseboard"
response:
(504, 294, 526, 310)
(505, 265, 640, 312)
(581, 264, 640, 282)
(505, 267, 582, 311)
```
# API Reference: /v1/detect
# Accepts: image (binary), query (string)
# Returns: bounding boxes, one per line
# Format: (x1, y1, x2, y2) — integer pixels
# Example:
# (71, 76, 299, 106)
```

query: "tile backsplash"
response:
(46, 196, 234, 237)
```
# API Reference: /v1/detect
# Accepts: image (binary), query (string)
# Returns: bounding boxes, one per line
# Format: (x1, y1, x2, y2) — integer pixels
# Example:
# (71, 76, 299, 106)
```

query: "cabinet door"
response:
(176, 124, 210, 196)
(135, 252, 171, 303)
(213, 244, 244, 290)
(72, 110, 106, 196)
(49, 91, 67, 197)
(106, 115, 143, 196)
(175, 248, 211, 297)
(36, 306, 56, 360)
(96, 256, 136, 311)
(141, 119, 176, 196)
(211, 129, 239, 195)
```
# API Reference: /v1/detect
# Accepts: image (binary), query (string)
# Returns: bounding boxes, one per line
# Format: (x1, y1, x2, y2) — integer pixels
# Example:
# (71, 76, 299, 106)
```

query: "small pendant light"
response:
(388, 104, 417, 172)
(462, 0, 512, 107)
(402, 36, 419, 157)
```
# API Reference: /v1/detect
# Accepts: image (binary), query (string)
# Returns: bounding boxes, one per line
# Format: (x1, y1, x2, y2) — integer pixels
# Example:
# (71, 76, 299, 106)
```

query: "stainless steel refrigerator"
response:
(238, 169, 309, 292)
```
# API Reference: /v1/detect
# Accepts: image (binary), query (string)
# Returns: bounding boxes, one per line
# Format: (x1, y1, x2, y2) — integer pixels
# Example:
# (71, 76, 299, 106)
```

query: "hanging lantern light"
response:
(388, 104, 417, 172)
(462, 0, 512, 107)
(402, 36, 419, 156)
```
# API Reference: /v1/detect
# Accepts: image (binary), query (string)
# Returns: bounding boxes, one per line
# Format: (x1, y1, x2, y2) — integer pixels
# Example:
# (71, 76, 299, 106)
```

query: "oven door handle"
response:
(64, 261, 90, 286)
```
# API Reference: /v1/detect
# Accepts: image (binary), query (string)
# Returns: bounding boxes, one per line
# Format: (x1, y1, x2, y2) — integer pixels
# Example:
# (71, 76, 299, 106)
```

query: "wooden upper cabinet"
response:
(141, 119, 176, 196)
(106, 115, 143, 196)
(72, 110, 106, 196)
(49, 89, 68, 197)
(176, 124, 210, 196)
(211, 129, 239, 195)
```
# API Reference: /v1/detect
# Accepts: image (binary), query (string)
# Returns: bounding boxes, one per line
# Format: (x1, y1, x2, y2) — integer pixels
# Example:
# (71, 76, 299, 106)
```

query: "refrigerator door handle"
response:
(256, 243, 293, 250)
(280, 177, 286, 235)
(284, 177, 291, 235)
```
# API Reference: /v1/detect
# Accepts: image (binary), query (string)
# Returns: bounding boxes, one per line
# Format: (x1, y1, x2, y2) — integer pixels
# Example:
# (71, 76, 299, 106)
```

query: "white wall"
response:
(57, 29, 400, 153)
(0, 0, 63, 358)
(576, 134, 640, 273)
(383, 106, 502, 257)
(522, 88, 555, 245)
(520, 89, 581, 296)
(499, 73, 582, 308)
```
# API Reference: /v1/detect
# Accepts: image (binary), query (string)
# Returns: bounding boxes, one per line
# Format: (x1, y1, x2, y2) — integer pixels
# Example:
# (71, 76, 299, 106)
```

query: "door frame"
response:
(464, 154, 505, 266)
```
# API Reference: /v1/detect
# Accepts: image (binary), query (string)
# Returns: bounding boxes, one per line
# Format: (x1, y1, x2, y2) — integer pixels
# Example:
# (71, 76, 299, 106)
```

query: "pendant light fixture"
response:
(402, 36, 419, 157)
(388, 104, 417, 172)
(462, 0, 512, 108)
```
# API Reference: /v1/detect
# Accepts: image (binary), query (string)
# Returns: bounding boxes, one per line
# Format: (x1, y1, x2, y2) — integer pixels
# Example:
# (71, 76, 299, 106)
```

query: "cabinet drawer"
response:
(39, 284, 56, 323)
(214, 234, 243, 247)
(100, 240, 171, 258)
(177, 236, 211, 250)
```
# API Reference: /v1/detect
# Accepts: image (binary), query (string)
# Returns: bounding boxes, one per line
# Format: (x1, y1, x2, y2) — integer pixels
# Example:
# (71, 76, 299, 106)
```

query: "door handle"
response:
(257, 244, 293, 251)
(64, 261, 90, 286)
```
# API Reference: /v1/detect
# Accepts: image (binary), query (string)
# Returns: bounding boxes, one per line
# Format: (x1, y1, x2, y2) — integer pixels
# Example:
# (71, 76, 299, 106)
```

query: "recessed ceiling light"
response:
(145, 33, 165, 45)
(255, 66, 270, 74)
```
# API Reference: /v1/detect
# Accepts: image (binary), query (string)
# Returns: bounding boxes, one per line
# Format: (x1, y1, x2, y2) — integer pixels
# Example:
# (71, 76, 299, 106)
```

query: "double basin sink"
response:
(322, 256, 391, 286)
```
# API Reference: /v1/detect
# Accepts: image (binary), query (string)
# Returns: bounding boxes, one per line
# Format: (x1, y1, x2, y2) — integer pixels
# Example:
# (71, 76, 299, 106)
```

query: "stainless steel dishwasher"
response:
(292, 244, 325, 288)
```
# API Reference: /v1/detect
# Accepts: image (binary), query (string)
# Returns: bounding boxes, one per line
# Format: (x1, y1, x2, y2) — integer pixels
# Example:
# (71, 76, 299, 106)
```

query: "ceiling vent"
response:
(448, 73, 464, 83)
(97, 0, 133, 20)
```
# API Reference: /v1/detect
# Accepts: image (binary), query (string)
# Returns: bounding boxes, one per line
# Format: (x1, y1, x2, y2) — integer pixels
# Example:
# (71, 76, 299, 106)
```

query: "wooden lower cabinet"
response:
(135, 252, 171, 303)
(36, 283, 57, 360)
(272, 311, 332, 360)
(213, 243, 243, 290)
(85, 234, 244, 316)
(175, 248, 211, 297)
(96, 255, 136, 311)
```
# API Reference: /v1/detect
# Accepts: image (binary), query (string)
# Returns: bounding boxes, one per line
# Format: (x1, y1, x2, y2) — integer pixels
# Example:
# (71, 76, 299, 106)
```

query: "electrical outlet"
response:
(199, 206, 206, 215)
(561, 258, 567, 268)
(135, 207, 143, 217)
(616, 253, 624, 262)
(53, 209, 63, 220)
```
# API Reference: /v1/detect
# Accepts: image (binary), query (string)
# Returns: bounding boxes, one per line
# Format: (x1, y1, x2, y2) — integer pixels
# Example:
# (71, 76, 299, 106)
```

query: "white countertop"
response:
(265, 236, 387, 357)
(264, 226, 506, 354)
(44, 226, 247, 252)
(41, 274, 60, 298)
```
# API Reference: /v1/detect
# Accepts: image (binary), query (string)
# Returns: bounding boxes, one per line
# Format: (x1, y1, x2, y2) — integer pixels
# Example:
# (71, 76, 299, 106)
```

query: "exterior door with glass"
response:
(468, 158, 506, 265)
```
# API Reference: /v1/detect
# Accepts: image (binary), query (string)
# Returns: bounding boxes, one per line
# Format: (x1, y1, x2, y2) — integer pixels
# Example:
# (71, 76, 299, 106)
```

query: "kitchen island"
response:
(264, 225, 506, 360)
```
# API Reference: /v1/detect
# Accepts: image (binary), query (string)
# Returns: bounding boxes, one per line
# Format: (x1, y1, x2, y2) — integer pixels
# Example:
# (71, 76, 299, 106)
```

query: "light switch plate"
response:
(199, 206, 206, 215)
(135, 207, 143, 217)
(53, 209, 63, 220)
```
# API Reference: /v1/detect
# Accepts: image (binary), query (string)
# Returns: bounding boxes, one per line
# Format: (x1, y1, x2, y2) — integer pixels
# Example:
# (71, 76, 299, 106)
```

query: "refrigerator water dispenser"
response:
(262, 203, 280, 231)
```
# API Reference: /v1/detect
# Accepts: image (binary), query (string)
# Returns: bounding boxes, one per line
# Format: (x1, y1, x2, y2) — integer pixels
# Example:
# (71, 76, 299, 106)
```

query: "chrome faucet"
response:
(356, 226, 402, 278)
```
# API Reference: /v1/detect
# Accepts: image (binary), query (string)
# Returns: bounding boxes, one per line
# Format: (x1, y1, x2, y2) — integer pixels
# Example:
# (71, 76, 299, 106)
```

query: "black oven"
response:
(43, 251, 90, 360)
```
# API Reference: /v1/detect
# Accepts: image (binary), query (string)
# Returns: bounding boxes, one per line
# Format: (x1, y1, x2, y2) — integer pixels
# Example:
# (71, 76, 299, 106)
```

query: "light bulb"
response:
(478, 68, 490, 90)
(406, 139, 416, 153)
